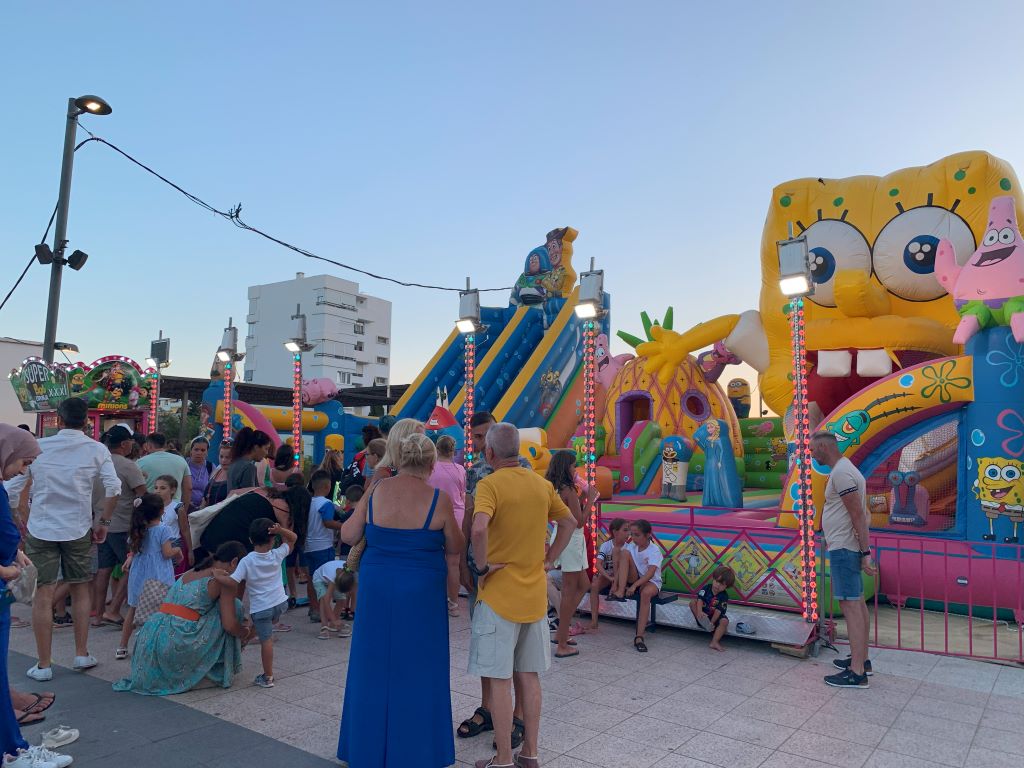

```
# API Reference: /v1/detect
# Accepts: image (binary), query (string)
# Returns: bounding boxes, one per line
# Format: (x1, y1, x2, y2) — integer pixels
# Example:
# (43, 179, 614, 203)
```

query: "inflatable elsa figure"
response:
(510, 246, 552, 307)
(693, 418, 742, 508)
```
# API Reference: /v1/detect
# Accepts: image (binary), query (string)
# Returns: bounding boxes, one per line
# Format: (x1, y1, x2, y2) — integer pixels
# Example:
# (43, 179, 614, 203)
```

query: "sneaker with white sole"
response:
(41, 725, 79, 750)
(832, 656, 873, 676)
(254, 673, 274, 688)
(26, 664, 53, 682)
(72, 655, 97, 671)
(337, 623, 353, 638)
(3, 748, 57, 767)
(26, 747, 71, 768)
(114, 648, 128, 660)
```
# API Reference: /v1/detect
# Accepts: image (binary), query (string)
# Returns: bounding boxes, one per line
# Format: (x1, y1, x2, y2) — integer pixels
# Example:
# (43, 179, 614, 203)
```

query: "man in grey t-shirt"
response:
(91, 426, 146, 627)
(811, 431, 877, 689)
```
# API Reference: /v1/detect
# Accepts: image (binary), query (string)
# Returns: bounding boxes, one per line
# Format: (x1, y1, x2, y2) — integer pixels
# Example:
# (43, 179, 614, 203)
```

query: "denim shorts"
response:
(829, 548, 864, 602)
(251, 600, 288, 642)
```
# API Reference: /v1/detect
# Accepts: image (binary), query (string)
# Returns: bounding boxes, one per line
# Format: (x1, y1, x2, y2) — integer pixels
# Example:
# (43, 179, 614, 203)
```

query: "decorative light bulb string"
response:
(463, 334, 475, 468)
(292, 353, 303, 468)
(222, 362, 233, 444)
(583, 321, 599, 571)
(790, 298, 818, 623)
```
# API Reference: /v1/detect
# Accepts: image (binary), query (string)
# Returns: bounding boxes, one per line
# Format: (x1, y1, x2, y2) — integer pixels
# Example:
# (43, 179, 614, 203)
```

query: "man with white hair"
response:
(469, 422, 575, 768)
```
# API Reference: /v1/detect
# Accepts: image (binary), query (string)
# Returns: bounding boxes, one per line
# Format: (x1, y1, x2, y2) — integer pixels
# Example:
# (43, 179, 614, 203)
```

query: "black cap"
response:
(104, 425, 134, 446)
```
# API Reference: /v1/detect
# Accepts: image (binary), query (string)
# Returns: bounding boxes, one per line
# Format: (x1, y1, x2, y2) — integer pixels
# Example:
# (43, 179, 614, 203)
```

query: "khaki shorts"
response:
(24, 531, 94, 585)
(468, 600, 550, 680)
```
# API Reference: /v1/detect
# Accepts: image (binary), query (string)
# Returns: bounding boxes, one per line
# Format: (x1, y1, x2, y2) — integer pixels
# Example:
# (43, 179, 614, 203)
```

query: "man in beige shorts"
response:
(468, 423, 575, 768)
(22, 397, 120, 679)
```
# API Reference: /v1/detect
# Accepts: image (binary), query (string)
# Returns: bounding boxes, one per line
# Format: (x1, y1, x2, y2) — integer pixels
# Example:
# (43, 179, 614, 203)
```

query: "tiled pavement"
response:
(8, 602, 1024, 767)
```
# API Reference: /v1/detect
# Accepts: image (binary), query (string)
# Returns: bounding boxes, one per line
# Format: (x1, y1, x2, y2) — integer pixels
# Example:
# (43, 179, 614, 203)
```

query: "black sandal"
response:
(634, 635, 648, 653)
(493, 716, 525, 750)
(457, 707, 493, 738)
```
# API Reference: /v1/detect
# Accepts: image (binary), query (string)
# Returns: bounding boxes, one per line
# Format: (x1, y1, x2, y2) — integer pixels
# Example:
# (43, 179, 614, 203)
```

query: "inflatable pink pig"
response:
(936, 195, 1024, 344)
(301, 377, 338, 405)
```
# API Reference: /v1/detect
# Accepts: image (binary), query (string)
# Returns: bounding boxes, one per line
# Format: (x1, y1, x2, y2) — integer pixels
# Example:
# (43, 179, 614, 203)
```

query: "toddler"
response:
(312, 558, 356, 639)
(690, 564, 735, 651)
(217, 517, 297, 688)
(154, 474, 190, 573)
(588, 517, 629, 631)
(117, 493, 181, 659)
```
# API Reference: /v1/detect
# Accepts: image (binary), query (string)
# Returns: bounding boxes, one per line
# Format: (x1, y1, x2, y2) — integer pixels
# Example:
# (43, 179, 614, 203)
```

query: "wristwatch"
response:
(860, 549, 871, 558)
(469, 561, 490, 577)
(98, 519, 112, 527)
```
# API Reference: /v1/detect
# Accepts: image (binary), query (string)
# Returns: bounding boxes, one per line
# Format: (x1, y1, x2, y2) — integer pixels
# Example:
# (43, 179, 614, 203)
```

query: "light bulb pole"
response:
(217, 319, 244, 444)
(42, 95, 112, 363)
(285, 305, 315, 468)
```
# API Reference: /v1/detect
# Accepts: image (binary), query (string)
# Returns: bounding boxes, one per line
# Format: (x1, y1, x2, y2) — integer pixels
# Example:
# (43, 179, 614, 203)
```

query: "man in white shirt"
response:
(811, 431, 877, 689)
(22, 397, 121, 679)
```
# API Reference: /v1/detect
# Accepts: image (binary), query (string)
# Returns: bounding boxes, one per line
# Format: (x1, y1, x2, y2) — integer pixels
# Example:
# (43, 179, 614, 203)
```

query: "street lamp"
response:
(146, 332, 171, 433)
(455, 282, 481, 465)
(284, 305, 315, 468)
(574, 259, 605, 319)
(217, 318, 244, 440)
(41, 94, 112, 363)
(776, 233, 818, 624)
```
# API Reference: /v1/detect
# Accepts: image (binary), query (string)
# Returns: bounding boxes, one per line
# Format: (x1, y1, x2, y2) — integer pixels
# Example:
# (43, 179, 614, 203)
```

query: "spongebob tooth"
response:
(856, 349, 893, 377)
(816, 350, 852, 378)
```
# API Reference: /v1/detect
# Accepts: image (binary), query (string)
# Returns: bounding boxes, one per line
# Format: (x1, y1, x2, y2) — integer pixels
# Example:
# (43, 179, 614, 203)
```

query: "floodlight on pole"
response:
(574, 258, 605, 318)
(776, 230, 817, 624)
(284, 305, 315, 468)
(457, 280, 481, 334)
(218, 318, 243, 442)
(457, 279, 479, 465)
(41, 94, 112, 364)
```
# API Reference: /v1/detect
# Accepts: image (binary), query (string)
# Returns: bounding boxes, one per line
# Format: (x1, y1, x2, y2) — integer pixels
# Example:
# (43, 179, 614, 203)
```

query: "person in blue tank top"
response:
(338, 430, 464, 768)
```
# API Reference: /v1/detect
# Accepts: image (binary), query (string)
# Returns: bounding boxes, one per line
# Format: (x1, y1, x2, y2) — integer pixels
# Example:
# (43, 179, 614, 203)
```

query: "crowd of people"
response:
(0, 396, 878, 767)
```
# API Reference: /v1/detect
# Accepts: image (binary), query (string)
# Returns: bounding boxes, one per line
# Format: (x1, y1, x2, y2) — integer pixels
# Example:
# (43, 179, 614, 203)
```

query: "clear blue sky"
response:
(3, 1, 1023, 393)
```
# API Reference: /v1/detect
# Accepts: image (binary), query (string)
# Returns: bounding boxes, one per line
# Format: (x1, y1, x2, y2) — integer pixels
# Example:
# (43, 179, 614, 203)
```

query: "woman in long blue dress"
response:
(0, 426, 41, 760)
(113, 541, 251, 695)
(338, 431, 463, 768)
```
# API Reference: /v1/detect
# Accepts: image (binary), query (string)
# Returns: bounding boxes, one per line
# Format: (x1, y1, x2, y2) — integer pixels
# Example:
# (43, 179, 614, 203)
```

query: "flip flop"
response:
(550, 638, 577, 646)
(554, 649, 580, 658)
(11, 618, 30, 629)
(16, 710, 45, 726)
(21, 693, 55, 715)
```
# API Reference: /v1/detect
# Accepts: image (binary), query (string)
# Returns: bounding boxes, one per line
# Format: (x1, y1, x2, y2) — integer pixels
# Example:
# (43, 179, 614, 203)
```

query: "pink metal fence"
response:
(606, 502, 1024, 662)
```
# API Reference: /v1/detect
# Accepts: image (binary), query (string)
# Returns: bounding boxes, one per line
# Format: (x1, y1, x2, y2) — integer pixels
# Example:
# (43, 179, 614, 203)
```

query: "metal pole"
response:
(42, 99, 81, 363)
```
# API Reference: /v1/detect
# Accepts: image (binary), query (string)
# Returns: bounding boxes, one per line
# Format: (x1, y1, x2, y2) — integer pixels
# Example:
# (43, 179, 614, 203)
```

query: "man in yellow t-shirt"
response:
(469, 423, 574, 768)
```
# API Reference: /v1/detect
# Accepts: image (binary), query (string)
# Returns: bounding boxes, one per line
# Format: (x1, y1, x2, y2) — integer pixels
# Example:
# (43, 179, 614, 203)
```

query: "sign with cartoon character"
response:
(9, 358, 70, 412)
(64, 357, 155, 412)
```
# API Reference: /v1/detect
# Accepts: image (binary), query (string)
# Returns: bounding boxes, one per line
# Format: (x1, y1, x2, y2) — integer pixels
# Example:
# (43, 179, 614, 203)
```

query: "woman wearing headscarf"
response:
(0, 425, 74, 765)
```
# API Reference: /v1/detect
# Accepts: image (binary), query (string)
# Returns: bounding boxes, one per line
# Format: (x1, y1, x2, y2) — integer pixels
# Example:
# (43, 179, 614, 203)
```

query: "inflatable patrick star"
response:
(936, 195, 1024, 344)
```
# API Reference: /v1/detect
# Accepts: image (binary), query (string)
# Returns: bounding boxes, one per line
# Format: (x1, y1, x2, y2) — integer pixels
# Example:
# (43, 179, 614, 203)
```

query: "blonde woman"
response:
(375, 418, 427, 482)
(338, 432, 463, 767)
(428, 435, 467, 616)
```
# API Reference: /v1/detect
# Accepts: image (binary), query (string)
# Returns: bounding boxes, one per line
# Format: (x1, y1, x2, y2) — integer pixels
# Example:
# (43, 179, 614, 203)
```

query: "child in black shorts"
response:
(690, 565, 735, 651)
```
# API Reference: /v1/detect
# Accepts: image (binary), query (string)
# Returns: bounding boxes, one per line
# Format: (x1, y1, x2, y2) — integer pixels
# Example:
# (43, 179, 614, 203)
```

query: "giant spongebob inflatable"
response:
(639, 151, 1021, 422)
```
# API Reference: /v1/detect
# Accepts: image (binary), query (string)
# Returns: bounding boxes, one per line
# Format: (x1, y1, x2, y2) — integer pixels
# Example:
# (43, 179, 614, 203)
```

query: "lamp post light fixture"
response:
(574, 258, 606, 319)
(776, 233, 818, 624)
(455, 282, 481, 465)
(41, 94, 112, 363)
(146, 332, 171, 433)
(284, 305, 316, 468)
(217, 318, 244, 441)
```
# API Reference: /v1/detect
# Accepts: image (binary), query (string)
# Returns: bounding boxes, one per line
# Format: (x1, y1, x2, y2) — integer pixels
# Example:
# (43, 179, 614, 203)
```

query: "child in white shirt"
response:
(588, 517, 629, 631)
(312, 558, 355, 639)
(216, 517, 297, 688)
(611, 519, 663, 653)
(154, 474, 189, 573)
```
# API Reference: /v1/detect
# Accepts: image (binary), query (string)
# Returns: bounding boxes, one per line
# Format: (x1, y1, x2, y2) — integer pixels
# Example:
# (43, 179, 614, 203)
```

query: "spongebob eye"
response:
(873, 206, 976, 301)
(998, 227, 1015, 245)
(983, 229, 999, 246)
(1002, 465, 1022, 482)
(800, 220, 871, 308)
(986, 465, 1002, 480)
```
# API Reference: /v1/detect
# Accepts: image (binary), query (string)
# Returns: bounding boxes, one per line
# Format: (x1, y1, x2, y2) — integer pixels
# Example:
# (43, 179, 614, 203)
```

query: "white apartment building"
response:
(244, 273, 392, 391)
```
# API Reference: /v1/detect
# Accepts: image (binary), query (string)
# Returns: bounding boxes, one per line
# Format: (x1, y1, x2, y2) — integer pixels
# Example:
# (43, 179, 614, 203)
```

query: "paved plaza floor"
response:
(8, 601, 1024, 767)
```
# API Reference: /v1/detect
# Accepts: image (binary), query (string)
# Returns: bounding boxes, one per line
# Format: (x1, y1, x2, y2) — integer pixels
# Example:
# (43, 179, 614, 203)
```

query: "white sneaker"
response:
(26, 664, 53, 682)
(72, 655, 96, 671)
(27, 746, 72, 767)
(337, 623, 353, 638)
(41, 725, 79, 749)
(3, 748, 57, 767)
